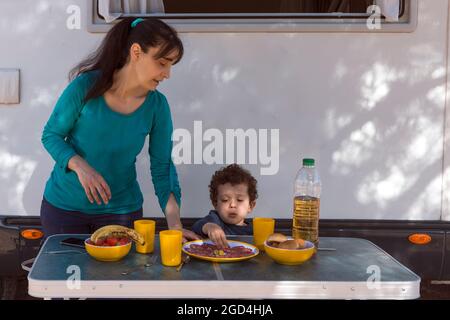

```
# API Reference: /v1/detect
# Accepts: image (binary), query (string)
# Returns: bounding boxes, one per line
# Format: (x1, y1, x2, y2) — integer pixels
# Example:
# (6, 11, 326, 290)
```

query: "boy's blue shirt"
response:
(192, 210, 253, 236)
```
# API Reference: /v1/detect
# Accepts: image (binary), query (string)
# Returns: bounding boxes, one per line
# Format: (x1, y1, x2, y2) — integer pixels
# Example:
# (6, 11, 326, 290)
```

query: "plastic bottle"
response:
(292, 158, 321, 248)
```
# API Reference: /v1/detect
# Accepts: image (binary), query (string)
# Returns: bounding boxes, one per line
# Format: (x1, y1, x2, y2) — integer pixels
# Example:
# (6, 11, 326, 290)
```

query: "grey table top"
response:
(28, 234, 420, 299)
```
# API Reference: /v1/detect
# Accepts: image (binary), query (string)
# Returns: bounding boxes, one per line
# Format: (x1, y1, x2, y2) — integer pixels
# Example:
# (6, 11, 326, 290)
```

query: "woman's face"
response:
(131, 44, 178, 91)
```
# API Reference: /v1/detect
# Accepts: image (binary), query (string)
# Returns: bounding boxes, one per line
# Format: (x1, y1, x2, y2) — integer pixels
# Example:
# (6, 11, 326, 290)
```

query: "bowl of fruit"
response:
(85, 225, 145, 262)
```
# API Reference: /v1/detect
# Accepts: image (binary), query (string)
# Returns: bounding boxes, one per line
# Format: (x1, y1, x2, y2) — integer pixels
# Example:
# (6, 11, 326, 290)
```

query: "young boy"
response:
(192, 164, 258, 248)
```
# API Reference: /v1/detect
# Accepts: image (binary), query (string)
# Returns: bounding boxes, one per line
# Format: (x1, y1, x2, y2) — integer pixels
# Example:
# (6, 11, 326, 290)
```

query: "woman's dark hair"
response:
(209, 164, 258, 207)
(69, 17, 183, 103)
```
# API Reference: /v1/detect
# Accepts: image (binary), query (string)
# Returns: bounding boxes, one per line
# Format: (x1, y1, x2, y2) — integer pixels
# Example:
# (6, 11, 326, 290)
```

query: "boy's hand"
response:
(203, 223, 229, 249)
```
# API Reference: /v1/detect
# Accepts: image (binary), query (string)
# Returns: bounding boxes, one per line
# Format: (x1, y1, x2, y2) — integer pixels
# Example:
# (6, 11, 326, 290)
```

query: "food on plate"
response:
(266, 233, 307, 250)
(90, 225, 145, 246)
(185, 243, 254, 258)
(213, 249, 225, 256)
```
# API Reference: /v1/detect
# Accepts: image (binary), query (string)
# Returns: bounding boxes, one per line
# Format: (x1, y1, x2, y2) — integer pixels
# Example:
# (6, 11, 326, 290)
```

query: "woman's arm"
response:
(165, 193, 200, 242)
(164, 193, 183, 229)
(42, 72, 111, 205)
(41, 75, 88, 172)
(148, 94, 199, 241)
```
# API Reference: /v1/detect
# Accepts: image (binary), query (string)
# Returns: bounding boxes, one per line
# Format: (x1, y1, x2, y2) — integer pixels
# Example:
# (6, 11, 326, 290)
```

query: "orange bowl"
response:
(84, 239, 132, 262)
(264, 238, 315, 265)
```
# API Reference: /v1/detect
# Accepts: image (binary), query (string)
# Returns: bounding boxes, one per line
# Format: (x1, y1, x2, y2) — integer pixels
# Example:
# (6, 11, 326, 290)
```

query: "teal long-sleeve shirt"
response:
(41, 71, 181, 214)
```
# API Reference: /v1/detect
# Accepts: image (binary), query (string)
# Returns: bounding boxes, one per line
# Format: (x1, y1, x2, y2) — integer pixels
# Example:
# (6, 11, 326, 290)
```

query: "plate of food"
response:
(182, 239, 259, 262)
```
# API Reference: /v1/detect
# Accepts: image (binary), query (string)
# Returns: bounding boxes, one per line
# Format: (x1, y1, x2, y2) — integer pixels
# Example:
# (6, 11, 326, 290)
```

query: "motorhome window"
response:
(89, 0, 416, 33)
(98, 0, 406, 19)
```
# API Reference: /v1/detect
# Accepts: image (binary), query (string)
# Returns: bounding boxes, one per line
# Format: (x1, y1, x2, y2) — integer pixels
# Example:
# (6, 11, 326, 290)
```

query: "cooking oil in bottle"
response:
(292, 158, 321, 248)
(293, 196, 320, 246)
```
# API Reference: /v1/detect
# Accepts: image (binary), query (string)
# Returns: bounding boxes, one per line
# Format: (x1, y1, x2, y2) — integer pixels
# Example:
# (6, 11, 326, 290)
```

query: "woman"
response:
(40, 17, 199, 242)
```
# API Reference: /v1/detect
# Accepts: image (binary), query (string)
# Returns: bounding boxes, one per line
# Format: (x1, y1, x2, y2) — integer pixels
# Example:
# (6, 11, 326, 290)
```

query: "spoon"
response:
(176, 255, 190, 272)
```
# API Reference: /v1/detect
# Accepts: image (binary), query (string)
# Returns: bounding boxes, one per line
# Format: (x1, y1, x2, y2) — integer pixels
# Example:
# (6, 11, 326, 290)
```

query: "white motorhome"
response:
(0, 0, 449, 298)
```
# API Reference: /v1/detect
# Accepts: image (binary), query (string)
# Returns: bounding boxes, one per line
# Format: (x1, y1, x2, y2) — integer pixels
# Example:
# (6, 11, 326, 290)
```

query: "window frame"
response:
(87, 0, 418, 33)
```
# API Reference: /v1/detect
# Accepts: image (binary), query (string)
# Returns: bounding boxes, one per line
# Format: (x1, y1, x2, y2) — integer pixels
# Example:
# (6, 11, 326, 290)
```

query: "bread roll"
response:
(266, 233, 288, 243)
(267, 241, 279, 248)
(295, 238, 306, 249)
(277, 239, 299, 250)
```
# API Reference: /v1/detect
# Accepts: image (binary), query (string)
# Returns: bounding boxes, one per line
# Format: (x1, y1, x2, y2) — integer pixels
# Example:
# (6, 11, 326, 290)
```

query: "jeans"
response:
(40, 197, 143, 238)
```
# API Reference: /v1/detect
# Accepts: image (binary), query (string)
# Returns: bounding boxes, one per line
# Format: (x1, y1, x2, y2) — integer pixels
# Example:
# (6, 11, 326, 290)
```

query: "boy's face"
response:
(214, 183, 255, 226)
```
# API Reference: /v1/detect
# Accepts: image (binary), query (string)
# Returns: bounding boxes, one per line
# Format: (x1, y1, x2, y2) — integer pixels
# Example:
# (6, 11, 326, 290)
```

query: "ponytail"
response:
(69, 17, 183, 103)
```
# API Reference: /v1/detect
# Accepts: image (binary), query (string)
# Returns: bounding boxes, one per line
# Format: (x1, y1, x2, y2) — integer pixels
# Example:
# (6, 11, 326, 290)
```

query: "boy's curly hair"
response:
(209, 164, 258, 207)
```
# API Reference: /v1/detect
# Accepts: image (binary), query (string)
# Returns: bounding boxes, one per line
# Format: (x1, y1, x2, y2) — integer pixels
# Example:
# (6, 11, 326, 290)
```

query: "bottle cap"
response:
(302, 158, 315, 166)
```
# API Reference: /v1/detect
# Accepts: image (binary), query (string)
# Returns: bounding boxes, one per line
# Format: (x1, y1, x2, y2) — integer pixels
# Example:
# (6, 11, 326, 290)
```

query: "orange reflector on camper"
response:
(21, 229, 44, 240)
(408, 233, 431, 245)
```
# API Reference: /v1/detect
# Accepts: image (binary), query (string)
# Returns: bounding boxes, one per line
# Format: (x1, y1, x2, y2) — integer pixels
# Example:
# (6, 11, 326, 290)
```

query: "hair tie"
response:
(131, 18, 144, 28)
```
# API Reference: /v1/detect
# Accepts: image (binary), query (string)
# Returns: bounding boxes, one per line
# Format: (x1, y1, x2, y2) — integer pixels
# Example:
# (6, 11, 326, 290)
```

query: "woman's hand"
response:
(165, 193, 201, 242)
(167, 224, 201, 243)
(176, 228, 201, 243)
(203, 223, 229, 249)
(68, 155, 111, 205)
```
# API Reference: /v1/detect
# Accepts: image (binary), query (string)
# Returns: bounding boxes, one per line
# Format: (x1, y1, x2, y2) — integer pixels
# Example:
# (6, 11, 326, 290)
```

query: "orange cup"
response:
(159, 230, 182, 266)
(253, 217, 275, 251)
(134, 220, 156, 254)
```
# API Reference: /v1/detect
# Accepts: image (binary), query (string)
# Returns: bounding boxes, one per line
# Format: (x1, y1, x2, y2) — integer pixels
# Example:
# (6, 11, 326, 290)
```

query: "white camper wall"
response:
(444, 0, 450, 222)
(0, 0, 448, 221)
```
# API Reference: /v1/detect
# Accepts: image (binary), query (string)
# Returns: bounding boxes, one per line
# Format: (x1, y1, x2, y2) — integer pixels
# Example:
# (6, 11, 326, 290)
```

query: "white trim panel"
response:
(28, 278, 421, 300)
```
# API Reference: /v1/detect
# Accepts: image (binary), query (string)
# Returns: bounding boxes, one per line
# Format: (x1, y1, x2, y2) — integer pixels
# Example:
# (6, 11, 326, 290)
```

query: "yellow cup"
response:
(253, 217, 275, 251)
(159, 230, 182, 266)
(134, 220, 156, 254)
